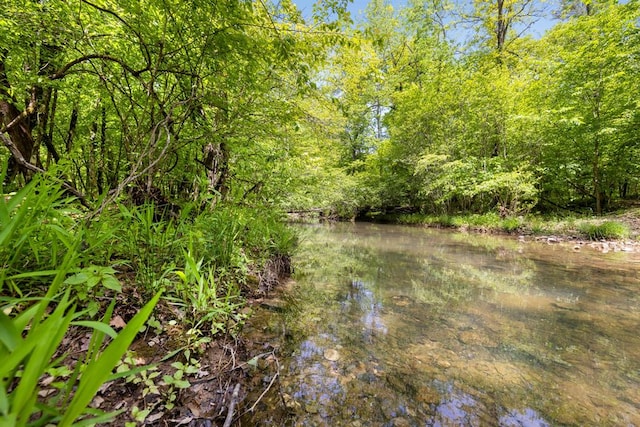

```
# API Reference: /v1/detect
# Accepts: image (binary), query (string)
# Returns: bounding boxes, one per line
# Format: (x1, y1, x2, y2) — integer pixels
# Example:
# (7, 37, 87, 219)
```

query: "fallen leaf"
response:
(91, 396, 105, 408)
(187, 402, 201, 417)
(146, 412, 165, 423)
(171, 416, 194, 425)
(41, 375, 55, 387)
(110, 315, 127, 329)
(38, 389, 56, 398)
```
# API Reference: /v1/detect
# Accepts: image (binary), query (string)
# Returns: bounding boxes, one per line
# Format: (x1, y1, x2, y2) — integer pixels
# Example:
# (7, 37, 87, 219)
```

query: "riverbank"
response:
(0, 180, 297, 427)
(361, 209, 640, 252)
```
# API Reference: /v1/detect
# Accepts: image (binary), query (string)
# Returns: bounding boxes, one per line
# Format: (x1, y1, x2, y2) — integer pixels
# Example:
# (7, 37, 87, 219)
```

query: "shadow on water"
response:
(241, 223, 640, 426)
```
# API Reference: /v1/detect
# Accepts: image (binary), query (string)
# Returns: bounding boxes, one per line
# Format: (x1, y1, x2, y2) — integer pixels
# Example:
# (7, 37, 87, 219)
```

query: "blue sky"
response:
(292, 0, 405, 21)
(291, 0, 557, 38)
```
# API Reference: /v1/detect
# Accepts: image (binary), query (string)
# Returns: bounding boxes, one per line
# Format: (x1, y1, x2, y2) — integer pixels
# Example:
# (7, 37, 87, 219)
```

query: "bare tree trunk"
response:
(98, 106, 106, 194)
(201, 142, 229, 198)
(88, 119, 98, 194)
(593, 136, 602, 215)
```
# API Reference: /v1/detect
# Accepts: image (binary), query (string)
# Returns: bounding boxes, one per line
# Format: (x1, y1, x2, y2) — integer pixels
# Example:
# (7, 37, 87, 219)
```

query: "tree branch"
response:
(49, 54, 148, 80)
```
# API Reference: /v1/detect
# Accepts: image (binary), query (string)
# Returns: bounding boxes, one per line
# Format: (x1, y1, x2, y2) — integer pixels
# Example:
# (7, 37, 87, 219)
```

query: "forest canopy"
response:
(1, 0, 639, 216)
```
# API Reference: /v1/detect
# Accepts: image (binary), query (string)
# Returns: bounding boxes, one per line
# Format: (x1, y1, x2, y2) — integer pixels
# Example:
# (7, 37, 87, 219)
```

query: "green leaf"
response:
(64, 272, 89, 285)
(102, 276, 122, 292)
(86, 275, 101, 289)
(71, 321, 117, 339)
(6, 270, 59, 280)
(173, 379, 191, 389)
(247, 356, 259, 368)
(0, 382, 9, 416)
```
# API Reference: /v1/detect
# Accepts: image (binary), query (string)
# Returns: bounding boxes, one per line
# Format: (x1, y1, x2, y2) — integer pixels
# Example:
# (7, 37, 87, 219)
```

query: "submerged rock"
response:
(324, 348, 340, 361)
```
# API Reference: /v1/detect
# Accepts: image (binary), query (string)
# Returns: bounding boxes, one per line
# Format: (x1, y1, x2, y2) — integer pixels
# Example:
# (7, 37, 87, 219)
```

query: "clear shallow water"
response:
(242, 223, 640, 426)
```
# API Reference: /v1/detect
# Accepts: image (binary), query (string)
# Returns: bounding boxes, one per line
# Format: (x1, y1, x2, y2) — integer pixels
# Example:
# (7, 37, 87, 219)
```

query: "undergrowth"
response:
(578, 221, 629, 240)
(0, 167, 295, 425)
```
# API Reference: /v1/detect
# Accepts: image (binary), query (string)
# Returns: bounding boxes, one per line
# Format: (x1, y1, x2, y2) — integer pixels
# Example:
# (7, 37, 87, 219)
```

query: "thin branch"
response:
(49, 54, 148, 80)
(248, 368, 279, 413)
(0, 132, 91, 209)
(223, 383, 241, 427)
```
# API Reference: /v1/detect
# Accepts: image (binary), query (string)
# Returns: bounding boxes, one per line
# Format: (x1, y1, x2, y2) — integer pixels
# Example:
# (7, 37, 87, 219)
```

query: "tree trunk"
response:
(201, 142, 229, 198)
(66, 108, 78, 153)
(0, 50, 36, 181)
(593, 135, 602, 215)
(98, 106, 107, 194)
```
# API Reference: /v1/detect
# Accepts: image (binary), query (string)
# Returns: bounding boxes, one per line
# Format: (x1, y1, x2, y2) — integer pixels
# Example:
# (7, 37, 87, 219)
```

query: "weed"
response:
(170, 251, 245, 335)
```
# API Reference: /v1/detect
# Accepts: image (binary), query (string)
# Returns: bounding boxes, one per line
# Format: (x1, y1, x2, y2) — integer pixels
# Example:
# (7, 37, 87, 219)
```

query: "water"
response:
(241, 223, 640, 426)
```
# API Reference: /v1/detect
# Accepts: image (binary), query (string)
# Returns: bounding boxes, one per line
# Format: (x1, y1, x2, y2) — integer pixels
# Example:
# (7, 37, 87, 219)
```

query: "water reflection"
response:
(243, 223, 640, 426)
(428, 382, 481, 426)
(342, 280, 388, 342)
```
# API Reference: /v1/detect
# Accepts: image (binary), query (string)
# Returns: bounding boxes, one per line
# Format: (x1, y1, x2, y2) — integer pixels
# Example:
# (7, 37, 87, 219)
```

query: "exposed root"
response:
(258, 254, 292, 295)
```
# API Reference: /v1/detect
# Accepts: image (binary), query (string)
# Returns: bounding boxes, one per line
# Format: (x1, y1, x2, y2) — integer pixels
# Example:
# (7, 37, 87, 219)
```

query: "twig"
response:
(223, 383, 241, 427)
(248, 370, 279, 413)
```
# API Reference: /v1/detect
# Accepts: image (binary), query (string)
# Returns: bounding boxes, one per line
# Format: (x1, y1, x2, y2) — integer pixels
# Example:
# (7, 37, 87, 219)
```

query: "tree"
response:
(531, 1, 640, 213)
(0, 0, 330, 212)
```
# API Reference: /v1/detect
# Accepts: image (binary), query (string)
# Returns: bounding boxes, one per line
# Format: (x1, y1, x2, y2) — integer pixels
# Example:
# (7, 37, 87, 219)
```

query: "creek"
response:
(241, 223, 640, 426)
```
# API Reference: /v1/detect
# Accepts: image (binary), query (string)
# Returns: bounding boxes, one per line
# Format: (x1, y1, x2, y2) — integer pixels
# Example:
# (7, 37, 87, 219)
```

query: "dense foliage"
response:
(283, 0, 640, 217)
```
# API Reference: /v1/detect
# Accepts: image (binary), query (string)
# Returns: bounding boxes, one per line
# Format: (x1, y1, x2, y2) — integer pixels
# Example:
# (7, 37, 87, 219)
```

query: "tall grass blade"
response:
(0, 312, 19, 353)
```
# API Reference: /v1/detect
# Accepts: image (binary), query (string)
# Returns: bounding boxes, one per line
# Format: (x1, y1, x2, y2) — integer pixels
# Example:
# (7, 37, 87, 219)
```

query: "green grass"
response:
(383, 211, 635, 241)
(578, 221, 630, 240)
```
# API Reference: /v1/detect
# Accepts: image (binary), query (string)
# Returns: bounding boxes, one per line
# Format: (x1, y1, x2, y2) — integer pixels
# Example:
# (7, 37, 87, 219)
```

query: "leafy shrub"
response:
(170, 251, 245, 335)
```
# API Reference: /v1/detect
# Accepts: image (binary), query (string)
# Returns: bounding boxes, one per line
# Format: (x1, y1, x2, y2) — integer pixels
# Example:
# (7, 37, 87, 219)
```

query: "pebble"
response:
(324, 348, 340, 361)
